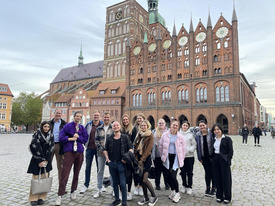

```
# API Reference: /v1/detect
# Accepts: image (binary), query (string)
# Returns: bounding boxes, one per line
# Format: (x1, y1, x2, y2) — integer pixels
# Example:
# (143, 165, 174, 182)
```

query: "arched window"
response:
(216, 87, 220, 102)
(122, 61, 126, 76)
(196, 89, 200, 103)
(221, 86, 225, 102)
(204, 88, 207, 101)
(217, 42, 221, 49)
(214, 55, 218, 62)
(148, 93, 150, 104)
(185, 90, 189, 103)
(136, 94, 139, 107)
(225, 86, 229, 101)
(224, 41, 228, 48)
(139, 94, 142, 106)
(133, 94, 135, 107)
(162, 92, 165, 102)
(178, 90, 181, 103)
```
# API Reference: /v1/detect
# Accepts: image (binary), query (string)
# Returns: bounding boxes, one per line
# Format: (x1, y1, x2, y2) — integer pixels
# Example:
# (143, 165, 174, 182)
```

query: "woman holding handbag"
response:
(27, 121, 54, 205)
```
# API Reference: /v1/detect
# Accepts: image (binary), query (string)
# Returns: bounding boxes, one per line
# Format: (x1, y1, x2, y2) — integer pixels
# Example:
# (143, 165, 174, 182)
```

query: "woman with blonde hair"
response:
(132, 113, 145, 196)
(121, 114, 136, 200)
(152, 118, 169, 190)
(134, 120, 158, 206)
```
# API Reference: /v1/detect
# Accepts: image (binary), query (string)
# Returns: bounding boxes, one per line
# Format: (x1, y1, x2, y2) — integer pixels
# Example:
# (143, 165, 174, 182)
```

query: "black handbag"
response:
(148, 166, 156, 179)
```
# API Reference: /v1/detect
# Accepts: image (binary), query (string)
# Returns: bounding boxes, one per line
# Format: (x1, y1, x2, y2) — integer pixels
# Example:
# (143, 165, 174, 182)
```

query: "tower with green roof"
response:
(148, 0, 166, 27)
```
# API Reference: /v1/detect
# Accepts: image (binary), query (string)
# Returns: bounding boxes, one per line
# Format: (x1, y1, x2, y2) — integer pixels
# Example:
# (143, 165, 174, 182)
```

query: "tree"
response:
(11, 92, 43, 132)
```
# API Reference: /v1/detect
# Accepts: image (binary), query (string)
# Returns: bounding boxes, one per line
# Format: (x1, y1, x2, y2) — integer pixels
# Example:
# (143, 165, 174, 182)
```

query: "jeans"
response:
(242, 135, 248, 144)
(84, 148, 98, 188)
(109, 161, 127, 203)
(97, 156, 113, 189)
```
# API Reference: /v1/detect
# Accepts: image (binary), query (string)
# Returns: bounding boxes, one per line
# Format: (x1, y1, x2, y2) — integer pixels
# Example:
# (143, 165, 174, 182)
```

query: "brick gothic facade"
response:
(43, 0, 260, 134)
(124, 0, 259, 134)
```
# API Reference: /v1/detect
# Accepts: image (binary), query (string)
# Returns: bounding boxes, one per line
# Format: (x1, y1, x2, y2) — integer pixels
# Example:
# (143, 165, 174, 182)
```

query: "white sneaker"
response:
(186, 188, 192, 195)
(138, 188, 143, 196)
(181, 186, 186, 193)
(80, 186, 88, 194)
(172, 192, 181, 203)
(55, 196, 62, 206)
(127, 192, 132, 201)
(70, 191, 77, 200)
(168, 190, 176, 199)
(134, 187, 139, 195)
(93, 190, 102, 198)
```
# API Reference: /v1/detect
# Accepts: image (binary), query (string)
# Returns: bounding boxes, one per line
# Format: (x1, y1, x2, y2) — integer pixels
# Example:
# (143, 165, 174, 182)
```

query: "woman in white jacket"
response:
(179, 121, 197, 195)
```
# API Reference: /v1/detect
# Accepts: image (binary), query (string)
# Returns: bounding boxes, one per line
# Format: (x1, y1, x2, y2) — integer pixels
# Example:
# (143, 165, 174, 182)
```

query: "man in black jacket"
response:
(50, 109, 67, 184)
(241, 124, 249, 145)
(252, 124, 262, 147)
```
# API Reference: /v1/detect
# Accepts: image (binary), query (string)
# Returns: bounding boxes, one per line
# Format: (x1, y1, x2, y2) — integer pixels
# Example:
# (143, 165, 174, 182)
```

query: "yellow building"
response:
(0, 83, 13, 132)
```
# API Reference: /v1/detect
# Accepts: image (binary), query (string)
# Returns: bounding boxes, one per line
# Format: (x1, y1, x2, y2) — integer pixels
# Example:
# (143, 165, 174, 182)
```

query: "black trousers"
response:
(242, 135, 248, 144)
(163, 154, 179, 192)
(202, 156, 215, 189)
(154, 157, 168, 187)
(212, 154, 232, 201)
(180, 157, 194, 188)
(254, 135, 260, 144)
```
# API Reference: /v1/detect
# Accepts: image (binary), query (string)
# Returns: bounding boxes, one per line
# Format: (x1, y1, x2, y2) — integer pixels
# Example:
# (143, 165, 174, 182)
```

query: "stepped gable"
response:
(51, 60, 104, 83)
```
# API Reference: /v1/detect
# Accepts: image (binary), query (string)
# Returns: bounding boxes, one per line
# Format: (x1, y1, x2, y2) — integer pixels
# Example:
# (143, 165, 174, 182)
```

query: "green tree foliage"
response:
(11, 92, 43, 131)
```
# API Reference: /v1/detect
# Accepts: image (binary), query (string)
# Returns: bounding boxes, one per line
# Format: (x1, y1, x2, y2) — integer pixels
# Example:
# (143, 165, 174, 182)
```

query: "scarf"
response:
(136, 129, 152, 155)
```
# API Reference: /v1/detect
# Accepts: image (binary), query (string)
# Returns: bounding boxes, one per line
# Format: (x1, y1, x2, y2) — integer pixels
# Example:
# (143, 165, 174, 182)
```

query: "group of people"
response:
(241, 124, 263, 146)
(27, 110, 234, 206)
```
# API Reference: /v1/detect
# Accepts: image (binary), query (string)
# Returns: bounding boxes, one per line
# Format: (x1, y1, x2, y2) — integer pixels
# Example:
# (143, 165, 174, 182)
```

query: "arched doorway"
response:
(132, 116, 137, 126)
(162, 115, 171, 128)
(196, 114, 207, 126)
(217, 114, 229, 134)
(147, 115, 155, 130)
(178, 115, 188, 127)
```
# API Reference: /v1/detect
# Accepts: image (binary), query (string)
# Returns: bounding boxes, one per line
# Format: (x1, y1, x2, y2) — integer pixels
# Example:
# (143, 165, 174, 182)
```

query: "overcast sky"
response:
(1, 0, 275, 116)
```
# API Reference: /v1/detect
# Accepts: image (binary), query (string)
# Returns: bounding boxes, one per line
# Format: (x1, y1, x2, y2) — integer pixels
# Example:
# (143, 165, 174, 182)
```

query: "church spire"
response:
(172, 19, 177, 36)
(207, 7, 212, 28)
(232, 0, 238, 22)
(78, 41, 84, 67)
(189, 14, 194, 33)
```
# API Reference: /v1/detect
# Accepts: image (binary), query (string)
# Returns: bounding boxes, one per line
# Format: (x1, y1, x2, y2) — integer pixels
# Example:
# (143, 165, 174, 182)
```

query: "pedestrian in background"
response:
(159, 120, 186, 203)
(27, 121, 54, 206)
(80, 110, 103, 194)
(212, 123, 233, 204)
(55, 111, 88, 206)
(195, 120, 216, 197)
(132, 113, 145, 196)
(252, 124, 262, 147)
(179, 120, 196, 195)
(104, 121, 133, 206)
(50, 109, 66, 186)
(241, 124, 249, 145)
(152, 118, 169, 190)
(134, 120, 158, 206)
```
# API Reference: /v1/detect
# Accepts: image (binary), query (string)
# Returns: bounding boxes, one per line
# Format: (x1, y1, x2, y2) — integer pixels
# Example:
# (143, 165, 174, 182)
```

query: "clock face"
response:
(195, 32, 206, 43)
(148, 43, 156, 52)
(139, 14, 144, 23)
(162, 40, 171, 49)
(178, 36, 188, 46)
(115, 11, 122, 20)
(216, 27, 229, 38)
(133, 46, 141, 55)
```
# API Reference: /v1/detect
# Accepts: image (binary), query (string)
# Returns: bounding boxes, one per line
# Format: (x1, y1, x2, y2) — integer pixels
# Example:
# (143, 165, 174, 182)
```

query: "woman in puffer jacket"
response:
(179, 121, 196, 195)
(159, 120, 186, 203)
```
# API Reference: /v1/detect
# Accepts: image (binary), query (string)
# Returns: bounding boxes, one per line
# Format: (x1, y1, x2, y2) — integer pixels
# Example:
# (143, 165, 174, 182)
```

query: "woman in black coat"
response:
(27, 121, 54, 205)
(212, 123, 233, 205)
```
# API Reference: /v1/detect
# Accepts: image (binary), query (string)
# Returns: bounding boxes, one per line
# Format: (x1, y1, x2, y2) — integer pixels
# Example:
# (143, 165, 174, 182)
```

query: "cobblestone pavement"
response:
(0, 133, 275, 206)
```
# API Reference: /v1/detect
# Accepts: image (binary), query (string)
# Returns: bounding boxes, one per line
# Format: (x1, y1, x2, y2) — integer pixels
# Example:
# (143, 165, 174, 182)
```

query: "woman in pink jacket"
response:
(159, 120, 186, 203)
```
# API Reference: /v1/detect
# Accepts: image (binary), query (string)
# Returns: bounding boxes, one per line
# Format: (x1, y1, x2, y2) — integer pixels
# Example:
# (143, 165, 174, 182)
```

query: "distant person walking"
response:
(241, 124, 249, 145)
(55, 111, 88, 206)
(27, 121, 54, 206)
(212, 123, 233, 204)
(50, 109, 66, 185)
(252, 124, 262, 147)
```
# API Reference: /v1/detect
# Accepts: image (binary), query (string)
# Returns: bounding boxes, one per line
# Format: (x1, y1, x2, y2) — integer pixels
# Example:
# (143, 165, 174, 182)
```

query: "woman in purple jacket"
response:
(55, 111, 88, 206)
